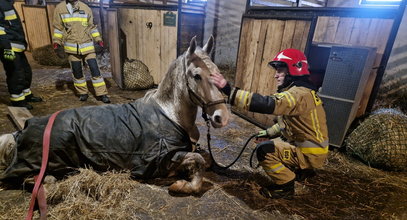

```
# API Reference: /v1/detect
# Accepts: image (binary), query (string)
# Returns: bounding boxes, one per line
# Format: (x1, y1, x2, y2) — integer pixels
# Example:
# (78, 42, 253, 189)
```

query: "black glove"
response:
(53, 43, 65, 59)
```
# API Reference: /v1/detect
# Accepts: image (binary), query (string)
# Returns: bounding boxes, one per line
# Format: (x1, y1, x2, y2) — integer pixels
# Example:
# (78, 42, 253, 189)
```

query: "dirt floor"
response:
(0, 54, 407, 220)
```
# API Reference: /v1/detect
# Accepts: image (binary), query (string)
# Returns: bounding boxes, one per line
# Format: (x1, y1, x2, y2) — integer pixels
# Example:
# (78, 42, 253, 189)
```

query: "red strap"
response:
(26, 111, 61, 220)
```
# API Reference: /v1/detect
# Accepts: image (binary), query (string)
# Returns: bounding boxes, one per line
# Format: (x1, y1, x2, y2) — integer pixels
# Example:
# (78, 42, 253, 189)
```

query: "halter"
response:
(182, 55, 225, 120)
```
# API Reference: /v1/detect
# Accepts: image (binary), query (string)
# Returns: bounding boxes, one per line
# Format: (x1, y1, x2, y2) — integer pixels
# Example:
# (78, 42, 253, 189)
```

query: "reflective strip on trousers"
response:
(10, 93, 25, 101)
(92, 77, 106, 87)
(296, 140, 329, 155)
(263, 162, 286, 174)
(23, 89, 32, 96)
(74, 78, 87, 87)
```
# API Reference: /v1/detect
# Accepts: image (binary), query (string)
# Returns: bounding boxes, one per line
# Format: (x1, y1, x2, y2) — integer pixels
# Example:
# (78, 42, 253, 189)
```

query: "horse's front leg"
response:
(168, 152, 205, 194)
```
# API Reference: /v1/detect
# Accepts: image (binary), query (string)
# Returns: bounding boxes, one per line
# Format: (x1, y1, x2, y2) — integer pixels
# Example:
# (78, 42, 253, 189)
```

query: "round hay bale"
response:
(32, 45, 69, 67)
(345, 109, 407, 171)
(122, 59, 154, 90)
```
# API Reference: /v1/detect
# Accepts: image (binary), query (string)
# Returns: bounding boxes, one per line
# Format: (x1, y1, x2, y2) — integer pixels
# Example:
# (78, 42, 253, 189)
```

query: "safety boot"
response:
(11, 100, 33, 110)
(25, 94, 43, 102)
(98, 95, 111, 103)
(79, 94, 89, 101)
(295, 169, 316, 182)
(259, 180, 295, 199)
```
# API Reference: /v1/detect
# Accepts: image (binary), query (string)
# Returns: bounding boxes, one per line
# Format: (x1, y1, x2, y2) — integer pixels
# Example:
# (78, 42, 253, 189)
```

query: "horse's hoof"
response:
(169, 180, 194, 194)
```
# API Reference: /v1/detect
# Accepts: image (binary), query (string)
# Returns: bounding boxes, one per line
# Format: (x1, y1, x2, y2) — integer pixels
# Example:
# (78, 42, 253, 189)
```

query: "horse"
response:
(0, 36, 230, 194)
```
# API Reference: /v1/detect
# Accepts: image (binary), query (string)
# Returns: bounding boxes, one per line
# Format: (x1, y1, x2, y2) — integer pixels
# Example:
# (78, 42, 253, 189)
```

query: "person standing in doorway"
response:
(53, 0, 110, 103)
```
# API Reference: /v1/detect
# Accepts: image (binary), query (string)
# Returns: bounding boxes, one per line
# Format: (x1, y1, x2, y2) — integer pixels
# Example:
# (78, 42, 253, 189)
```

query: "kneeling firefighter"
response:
(0, 0, 42, 109)
(52, 0, 110, 103)
(211, 48, 329, 199)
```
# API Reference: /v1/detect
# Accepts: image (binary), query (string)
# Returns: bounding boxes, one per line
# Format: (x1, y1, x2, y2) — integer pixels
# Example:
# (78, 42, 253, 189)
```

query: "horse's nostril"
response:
(214, 115, 222, 123)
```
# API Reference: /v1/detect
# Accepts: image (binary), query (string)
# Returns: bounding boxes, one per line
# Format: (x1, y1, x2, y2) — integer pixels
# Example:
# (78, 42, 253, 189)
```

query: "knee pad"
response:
(256, 140, 275, 162)
(86, 58, 101, 77)
(71, 61, 83, 79)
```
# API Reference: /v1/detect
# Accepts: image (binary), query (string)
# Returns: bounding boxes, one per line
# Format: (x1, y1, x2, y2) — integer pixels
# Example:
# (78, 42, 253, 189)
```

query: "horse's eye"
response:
(193, 74, 202, 81)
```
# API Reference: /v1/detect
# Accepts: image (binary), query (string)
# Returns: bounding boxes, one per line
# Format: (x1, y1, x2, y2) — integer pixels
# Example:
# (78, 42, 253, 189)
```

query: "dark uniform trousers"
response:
(0, 50, 32, 96)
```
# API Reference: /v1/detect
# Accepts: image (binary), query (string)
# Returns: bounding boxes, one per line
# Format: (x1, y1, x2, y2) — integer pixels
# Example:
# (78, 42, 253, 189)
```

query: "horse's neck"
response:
(152, 57, 198, 132)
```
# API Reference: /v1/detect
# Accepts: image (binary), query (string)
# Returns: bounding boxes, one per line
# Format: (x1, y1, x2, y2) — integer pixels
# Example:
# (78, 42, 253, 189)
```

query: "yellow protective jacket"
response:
(228, 82, 329, 166)
(52, 1, 102, 55)
(0, 0, 27, 52)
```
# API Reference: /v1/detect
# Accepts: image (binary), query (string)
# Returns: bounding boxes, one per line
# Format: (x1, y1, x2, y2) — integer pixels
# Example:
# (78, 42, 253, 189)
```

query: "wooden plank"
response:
(291, 20, 307, 50)
(261, 19, 285, 126)
(46, 3, 57, 38)
(250, 20, 269, 125)
(280, 20, 295, 50)
(356, 19, 393, 117)
(300, 21, 311, 51)
(107, 9, 123, 88)
(349, 18, 371, 46)
(324, 16, 340, 43)
(312, 16, 329, 43)
(235, 19, 252, 88)
(333, 17, 355, 45)
(22, 6, 51, 50)
(160, 10, 178, 83)
(7, 106, 33, 130)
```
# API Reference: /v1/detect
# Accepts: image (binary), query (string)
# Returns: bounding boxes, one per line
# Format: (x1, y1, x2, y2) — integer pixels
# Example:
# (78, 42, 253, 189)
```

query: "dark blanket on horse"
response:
(0, 99, 192, 183)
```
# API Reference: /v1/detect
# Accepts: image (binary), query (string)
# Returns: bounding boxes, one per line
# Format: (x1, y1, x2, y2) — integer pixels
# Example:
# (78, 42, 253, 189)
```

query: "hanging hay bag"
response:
(346, 109, 407, 171)
(32, 44, 70, 67)
(123, 59, 155, 90)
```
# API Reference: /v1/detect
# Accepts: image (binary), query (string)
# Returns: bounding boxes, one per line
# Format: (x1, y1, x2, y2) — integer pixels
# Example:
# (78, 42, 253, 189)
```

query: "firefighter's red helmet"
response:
(268, 48, 310, 76)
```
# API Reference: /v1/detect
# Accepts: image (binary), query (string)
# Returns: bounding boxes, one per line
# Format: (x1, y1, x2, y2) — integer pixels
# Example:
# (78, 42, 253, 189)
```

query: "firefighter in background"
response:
(211, 48, 329, 199)
(0, 0, 42, 109)
(53, 0, 110, 103)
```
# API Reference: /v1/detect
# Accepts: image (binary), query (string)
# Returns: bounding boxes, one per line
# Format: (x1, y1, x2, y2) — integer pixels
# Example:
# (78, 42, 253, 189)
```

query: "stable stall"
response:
(234, 0, 406, 147)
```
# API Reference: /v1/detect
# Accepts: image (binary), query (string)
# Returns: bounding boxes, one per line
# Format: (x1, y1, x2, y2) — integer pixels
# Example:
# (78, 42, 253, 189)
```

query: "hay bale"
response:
(123, 59, 154, 90)
(345, 109, 407, 171)
(32, 45, 69, 67)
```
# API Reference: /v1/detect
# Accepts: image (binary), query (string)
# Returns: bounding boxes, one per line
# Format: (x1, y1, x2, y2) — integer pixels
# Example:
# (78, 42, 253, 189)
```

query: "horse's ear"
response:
(188, 36, 197, 55)
(203, 35, 214, 55)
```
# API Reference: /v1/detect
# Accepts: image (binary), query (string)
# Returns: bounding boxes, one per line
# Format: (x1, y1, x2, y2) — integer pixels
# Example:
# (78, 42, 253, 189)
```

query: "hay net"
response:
(345, 108, 407, 172)
(123, 59, 154, 90)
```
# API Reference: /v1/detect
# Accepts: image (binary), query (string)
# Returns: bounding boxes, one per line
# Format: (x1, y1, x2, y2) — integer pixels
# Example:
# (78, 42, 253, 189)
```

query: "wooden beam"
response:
(7, 106, 33, 130)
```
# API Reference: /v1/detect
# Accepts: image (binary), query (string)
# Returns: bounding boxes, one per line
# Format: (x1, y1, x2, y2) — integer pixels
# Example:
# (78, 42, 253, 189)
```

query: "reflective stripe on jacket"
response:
(52, 1, 102, 55)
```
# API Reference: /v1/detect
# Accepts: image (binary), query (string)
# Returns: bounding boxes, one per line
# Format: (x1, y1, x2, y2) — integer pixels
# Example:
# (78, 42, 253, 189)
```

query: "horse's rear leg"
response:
(168, 152, 205, 194)
(0, 133, 16, 172)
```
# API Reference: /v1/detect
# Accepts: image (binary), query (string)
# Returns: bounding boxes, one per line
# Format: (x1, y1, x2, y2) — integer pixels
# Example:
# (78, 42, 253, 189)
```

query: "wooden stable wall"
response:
(118, 8, 178, 84)
(22, 5, 52, 50)
(313, 16, 393, 117)
(234, 18, 311, 127)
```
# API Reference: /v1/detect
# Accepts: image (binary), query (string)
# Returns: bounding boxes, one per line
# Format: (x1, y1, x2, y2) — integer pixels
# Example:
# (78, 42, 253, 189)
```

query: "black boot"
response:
(25, 94, 43, 102)
(295, 169, 316, 182)
(11, 100, 33, 110)
(259, 180, 295, 199)
(98, 95, 110, 103)
(79, 94, 89, 101)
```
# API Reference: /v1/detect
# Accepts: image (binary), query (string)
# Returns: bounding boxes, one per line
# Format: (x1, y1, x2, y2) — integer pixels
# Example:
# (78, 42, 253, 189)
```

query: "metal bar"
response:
(177, 0, 182, 56)
(246, 6, 399, 19)
(109, 2, 178, 10)
(366, 0, 407, 112)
